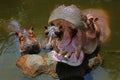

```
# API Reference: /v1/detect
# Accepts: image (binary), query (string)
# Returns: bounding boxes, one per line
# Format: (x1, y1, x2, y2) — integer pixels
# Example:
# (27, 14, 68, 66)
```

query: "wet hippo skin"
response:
(15, 27, 41, 55)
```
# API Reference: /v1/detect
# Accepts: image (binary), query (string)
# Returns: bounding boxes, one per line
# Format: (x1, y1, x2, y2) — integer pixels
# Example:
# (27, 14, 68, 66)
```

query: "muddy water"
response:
(0, 0, 120, 80)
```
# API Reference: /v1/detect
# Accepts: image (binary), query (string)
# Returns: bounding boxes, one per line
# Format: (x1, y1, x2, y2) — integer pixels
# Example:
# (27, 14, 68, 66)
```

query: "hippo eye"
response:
(55, 32, 59, 35)
(59, 26, 62, 29)
(19, 36, 24, 41)
(55, 31, 63, 38)
(50, 22, 55, 26)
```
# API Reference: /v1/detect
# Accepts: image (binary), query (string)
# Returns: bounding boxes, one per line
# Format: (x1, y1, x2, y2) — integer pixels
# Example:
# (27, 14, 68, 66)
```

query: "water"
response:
(0, 0, 120, 80)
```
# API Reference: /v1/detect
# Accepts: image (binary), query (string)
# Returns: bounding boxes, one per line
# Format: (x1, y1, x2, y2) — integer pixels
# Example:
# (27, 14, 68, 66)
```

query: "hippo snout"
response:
(21, 42, 40, 55)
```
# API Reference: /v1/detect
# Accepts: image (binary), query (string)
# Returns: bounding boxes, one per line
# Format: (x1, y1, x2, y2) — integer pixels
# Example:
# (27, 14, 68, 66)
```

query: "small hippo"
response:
(8, 20, 41, 55)
(15, 27, 41, 55)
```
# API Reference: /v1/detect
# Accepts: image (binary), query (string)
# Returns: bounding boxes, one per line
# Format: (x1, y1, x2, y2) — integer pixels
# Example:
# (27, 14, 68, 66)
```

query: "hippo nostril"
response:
(31, 45, 36, 49)
(50, 47, 53, 50)
(27, 46, 31, 49)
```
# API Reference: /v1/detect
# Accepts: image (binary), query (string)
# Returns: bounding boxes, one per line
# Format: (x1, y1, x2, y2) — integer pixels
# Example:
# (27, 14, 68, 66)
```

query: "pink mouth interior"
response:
(53, 30, 84, 66)
(54, 50, 84, 63)
(58, 30, 82, 51)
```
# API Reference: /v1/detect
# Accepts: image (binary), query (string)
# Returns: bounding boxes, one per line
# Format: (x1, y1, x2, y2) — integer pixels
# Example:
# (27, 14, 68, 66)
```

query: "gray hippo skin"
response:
(43, 5, 110, 80)
(15, 27, 41, 55)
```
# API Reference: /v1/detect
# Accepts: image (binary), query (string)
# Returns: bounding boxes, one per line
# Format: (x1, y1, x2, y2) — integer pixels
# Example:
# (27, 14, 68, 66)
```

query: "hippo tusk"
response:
(59, 49, 67, 56)
(51, 39, 55, 47)
(53, 41, 60, 53)
(76, 45, 81, 59)
(64, 52, 72, 58)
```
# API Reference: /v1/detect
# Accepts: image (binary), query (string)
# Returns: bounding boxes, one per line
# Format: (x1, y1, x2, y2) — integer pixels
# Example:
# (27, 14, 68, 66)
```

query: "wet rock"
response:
(16, 53, 58, 78)
(88, 54, 102, 69)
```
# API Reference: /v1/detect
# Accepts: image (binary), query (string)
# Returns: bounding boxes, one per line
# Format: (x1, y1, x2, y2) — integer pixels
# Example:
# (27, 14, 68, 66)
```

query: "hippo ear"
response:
(29, 27, 34, 34)
(44, 26, 48, 29)
(29, 27, 34, 31)
(50, 22, 55, 26)
(15, 32, 19, 37)
(15, 32, 23, 38)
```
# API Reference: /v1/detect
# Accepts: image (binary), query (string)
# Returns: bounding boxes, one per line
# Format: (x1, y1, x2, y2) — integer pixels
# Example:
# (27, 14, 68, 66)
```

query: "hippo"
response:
(15, 27, 41, 55)
(43, 5, 110, 80)
(8, 21, 41, 55)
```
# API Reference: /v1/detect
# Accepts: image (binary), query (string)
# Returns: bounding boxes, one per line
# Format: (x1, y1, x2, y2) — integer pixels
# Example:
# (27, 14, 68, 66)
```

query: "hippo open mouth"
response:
(51, 27, 84, 66)
(52, 47, 84, 66)
(43, 23, 85, 66)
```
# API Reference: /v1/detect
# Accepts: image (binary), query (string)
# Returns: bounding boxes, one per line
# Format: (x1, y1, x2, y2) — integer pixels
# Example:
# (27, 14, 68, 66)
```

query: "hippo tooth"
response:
(59, 49, 67, 55)
(53, 42, 60, 53)
(76, 45, 81, 59)
(51, 39, 55, 46)
(58, 53, 61, 56)
(64, 52, 72, 58)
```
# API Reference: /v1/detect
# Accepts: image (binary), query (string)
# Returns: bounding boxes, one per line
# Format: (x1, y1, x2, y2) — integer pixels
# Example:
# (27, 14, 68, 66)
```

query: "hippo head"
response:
(15, 27, 41, 55)
(43, 18, 101, 66)
(43, 5, 110, 66)
(43, 19, 82, 66)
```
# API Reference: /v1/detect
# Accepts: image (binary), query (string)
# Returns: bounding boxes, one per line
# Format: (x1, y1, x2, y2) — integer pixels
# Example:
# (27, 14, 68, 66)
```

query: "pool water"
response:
(0, 0, 120, 80)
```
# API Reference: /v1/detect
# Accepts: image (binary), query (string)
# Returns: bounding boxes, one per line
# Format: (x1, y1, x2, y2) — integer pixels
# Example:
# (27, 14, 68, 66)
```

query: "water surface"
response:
(0, 0, 120, 80)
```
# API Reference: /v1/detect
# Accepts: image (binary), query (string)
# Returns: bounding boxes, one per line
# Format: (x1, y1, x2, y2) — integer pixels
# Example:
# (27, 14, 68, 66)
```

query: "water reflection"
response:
(85, 66, 111, 80)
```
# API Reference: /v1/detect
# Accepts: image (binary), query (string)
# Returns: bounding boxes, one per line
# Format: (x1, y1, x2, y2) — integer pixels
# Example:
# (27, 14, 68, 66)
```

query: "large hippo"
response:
(43, 5, 110, 80)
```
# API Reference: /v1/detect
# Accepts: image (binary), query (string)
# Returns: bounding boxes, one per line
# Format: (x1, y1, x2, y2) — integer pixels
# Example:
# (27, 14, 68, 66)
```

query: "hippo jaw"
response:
(43, 23, 85, 66)
(51, 30, 84, 66)
(52, 48, 84, 66)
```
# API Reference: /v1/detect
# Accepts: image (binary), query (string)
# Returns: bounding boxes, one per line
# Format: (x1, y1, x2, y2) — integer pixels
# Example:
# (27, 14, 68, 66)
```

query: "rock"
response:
(16, 53, 58, 78)
(88, 54, 102, 69)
